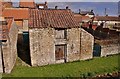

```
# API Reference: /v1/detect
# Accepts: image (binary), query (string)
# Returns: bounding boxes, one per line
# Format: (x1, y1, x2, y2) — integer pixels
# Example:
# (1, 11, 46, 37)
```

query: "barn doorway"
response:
(55, 45, 67, 63)
(17, 32, 31, 65)
(93, 43, 101, 57)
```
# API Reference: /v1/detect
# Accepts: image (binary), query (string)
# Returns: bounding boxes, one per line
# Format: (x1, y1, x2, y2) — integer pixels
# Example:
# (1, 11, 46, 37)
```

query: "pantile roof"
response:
(74, 13, 91, 23)
(95, 16, 120, 21)
(19, 0, 36, 8)
(2, 8, 29, 19)
(29, 9, 80, 28)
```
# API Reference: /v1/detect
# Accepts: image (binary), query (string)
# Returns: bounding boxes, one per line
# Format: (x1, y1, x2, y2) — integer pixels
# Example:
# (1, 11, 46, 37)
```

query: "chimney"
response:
(79, 9, 81, 14)
(105, 8, 107, 16)
(91, 10, 93, 12)
(55, 6, 58, 9)
(106, 14, 108, 16)
(66, 6, 69, 9)
(45, 1, 47, 5)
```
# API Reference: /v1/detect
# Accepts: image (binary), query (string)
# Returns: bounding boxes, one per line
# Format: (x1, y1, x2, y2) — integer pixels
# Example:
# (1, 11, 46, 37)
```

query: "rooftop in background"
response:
(0, 17, 13, 41)
(74, 13, 91, 23)
(29, 9, 79, 29)
(2, 8, 29, 19)
(94, 16, 120, 21)
(19, 0, 36, 8)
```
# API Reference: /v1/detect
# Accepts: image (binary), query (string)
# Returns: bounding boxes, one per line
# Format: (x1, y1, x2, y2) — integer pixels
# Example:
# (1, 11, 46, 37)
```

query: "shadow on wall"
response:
(17, 32, 31, 65)
(93, 43, 101, 57)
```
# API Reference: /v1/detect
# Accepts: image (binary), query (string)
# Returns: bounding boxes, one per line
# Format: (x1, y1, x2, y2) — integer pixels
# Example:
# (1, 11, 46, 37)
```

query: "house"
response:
(94, 16, 120, 29)
(74, 13, 97, 30)
(2, 8, 29, 33)
(2, 8, 31, 65)
(28, 9, 94, 66)
(1, 1, 13, 11)
(0, 17, 18, 73)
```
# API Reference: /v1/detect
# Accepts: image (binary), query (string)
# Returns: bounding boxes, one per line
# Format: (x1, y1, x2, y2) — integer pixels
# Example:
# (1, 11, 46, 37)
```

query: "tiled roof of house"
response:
(0, 17, 13, 40)
(19, 0, 36, 8)
(74, 13, 91, 23)
(95, 16, 120, 21)
(74, 14, 82, 23)
(29, 9, 80, 28)
(2, 8, 29, 19)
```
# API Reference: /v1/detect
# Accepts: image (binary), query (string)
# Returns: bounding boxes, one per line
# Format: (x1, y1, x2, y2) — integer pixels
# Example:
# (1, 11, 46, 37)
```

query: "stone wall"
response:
(67, 28, 81, 62)
(29, 27, 94, 66)
(0, 46, 3, 73)
(95, 39, 120, 57)
(2, 21, 18, 73)
(23, 20, 28, 32)
(80, 29, 94, 60)
(29, 28, 55, 66)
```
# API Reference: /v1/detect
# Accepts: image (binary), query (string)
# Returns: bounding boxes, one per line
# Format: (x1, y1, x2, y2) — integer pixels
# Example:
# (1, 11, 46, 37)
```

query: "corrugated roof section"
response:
(29, 9, 80, 29)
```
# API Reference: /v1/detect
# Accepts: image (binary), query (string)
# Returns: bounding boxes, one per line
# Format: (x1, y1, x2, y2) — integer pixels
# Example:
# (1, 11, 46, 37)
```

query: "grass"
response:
(2, 54, 120, 77)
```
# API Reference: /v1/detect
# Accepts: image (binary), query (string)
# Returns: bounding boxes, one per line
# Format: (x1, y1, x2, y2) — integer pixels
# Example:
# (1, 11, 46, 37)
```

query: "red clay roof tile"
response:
(29, 9, 80, 28)
(95, 16, 120, 21)
(19, 0, 36, 8)
(2, 8, 29, 19)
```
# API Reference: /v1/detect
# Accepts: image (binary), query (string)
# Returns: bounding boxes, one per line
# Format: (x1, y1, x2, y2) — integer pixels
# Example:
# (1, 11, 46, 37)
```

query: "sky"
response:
(4, 0, 119, 16)
(48, 2, 118, 16)
(7, 0, 120, 2)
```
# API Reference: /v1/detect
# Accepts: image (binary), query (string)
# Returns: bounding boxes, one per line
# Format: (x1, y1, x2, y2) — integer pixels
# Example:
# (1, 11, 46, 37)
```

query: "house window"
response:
(55, 28, 67, 39)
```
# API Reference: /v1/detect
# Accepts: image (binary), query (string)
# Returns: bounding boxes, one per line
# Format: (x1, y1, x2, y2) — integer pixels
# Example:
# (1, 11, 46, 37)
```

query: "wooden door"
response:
(55, 45, 66, 62)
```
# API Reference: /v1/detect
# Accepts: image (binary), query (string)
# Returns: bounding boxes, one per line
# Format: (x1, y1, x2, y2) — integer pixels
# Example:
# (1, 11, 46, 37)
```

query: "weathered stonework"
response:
(95, 39, 120, 57)
(0, 47, 3, 73)
(80, 29, 94, 60)
(2, 22, 18, 73)
(29, 28, 55, 66)
(29, 27, 94, 66)
(67, 28, 81, 62)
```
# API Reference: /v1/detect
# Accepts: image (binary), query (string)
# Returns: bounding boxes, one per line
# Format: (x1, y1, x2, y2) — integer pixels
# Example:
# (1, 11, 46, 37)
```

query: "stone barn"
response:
(28, 9, 94, 66)
(0, 17, 18, 73)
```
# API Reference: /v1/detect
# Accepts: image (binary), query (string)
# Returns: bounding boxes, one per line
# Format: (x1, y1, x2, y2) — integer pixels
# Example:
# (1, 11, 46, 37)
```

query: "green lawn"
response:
(2, 54, 120, 77)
